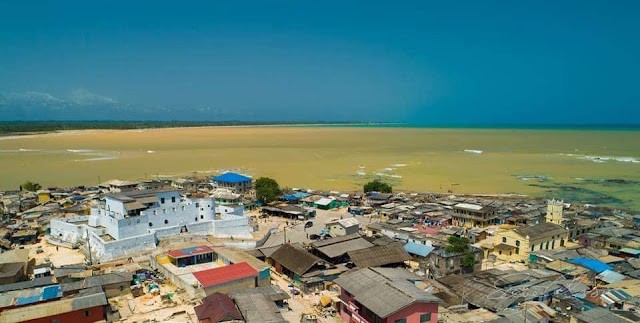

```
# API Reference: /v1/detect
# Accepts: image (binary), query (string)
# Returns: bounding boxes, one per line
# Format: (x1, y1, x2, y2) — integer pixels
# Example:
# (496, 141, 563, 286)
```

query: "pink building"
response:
(334, 267, 441, 323)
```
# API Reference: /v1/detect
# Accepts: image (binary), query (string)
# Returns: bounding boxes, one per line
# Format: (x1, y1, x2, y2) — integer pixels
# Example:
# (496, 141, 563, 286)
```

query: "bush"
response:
(21, 181, 42, 192)
(363, 179, 392, 193)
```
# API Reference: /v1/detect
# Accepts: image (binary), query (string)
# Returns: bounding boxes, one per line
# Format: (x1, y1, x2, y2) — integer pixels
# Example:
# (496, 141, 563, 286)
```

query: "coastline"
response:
(1, 125, 638, 210)
(1, 121, 639, 138)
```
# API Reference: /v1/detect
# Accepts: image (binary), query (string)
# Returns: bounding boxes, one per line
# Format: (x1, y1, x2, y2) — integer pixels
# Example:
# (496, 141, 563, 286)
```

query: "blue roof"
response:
(42, 285, 61, 300)
(283, 192, 310, 201)
(404, 242, 435, 257)
(212, 172, 252, 183)
(567, 258, 612, 274)
(16, 295, 41, 305)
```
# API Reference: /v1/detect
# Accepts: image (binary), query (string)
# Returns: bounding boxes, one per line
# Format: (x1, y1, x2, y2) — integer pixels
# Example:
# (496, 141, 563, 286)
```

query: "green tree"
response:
(255, 177, 281, 204)
(445, 236, 470, 254)
(363, 179, 392, 193)
(445, 236, 477, 271)
(461, 254, 476, 269)
(21, 181, 42, 192)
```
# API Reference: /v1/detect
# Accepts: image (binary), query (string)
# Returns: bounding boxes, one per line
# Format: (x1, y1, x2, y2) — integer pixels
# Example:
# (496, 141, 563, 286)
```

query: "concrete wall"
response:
(186, 221, 214, 235)
(213, 216, 252, 238)
(217, 204, 244, 216)
(90, 231, 156, 262)
(50, 218, 85, 244)
(150, 257, 204, 299)
(152, 225, 183, 239)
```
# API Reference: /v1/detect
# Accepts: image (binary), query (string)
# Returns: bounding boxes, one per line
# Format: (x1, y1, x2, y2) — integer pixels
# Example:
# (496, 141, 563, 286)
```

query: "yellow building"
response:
(492, 222, 568, 263)
(37, 190, 51, 204)
(545, 199, 564, 225)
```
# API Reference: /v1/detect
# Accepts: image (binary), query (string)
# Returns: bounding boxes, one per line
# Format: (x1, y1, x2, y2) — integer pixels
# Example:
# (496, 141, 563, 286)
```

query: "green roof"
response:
(620, 247, 640, 255)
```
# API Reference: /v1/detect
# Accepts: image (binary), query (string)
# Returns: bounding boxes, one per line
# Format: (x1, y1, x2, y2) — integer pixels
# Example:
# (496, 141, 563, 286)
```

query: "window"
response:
(499, 250, 502, 255)
(545, 241, 550, 249)
(172, 207, 176, 212)
(515, 248, 519, 254)
(502, 237, 507, 243)
(163, 208, 167, 214)
(531, 245, 534, 252)
(515, 240, 520, 246)
(161, 198, 165, 204)
(200, 215, 204, 219)
(84, 310, 91, 317)
(149, 222, 153, 227)
(171, 196, 176, 203)
(153, 210, 157, 215)
(164, 219, 169, 224)
(182, 206, 185, 211)
(196, 202, 200, 207)
(420, 313, 432, 323)
(195, 217, 198, 222)
(394, 319, 407, 323)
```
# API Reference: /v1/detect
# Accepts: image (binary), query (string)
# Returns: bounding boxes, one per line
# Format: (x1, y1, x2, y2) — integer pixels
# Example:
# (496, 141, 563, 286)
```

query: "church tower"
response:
(546, 199, 564, 225)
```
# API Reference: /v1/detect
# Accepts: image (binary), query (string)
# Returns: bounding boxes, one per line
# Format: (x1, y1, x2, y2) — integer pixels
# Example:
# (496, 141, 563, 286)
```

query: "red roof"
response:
(194, 292, 243, 323)
(167, 245, 213, 259)
(193, 262, 257, 288)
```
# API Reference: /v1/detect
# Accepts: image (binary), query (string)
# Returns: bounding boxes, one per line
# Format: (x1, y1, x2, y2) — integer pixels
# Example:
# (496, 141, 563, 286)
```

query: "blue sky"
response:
(0, 1, 638, 124)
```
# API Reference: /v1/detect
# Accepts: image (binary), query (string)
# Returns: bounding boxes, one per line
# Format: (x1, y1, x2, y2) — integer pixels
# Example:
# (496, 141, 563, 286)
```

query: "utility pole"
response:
(284, 226, 287, 244)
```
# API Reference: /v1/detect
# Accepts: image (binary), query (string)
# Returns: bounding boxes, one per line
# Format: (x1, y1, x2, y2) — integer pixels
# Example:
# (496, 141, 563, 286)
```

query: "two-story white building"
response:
(49, 189, 251, 262)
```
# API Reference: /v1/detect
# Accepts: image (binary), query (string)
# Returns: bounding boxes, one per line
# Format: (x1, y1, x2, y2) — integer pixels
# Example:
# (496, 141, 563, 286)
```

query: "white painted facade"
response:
(48, 189, 251, 262)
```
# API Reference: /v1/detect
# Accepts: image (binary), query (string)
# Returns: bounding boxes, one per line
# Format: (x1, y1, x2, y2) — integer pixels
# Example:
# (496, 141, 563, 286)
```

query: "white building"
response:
(326, 217, 360, 237)
(49, 189, 251, 262)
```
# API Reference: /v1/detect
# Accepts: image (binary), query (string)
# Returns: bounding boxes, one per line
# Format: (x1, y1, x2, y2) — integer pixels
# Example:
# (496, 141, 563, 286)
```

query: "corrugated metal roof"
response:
(313, 235, 374, 259)
(567, 258, 613, 274)
(335, 267, 440, 318)
(269, 244, 323, 276)
(596, 270, 626, 284)
(195, 293, 243, 322)
(404, 242, 434, 257)
(193, 262, 257, 288)
(167, 245, 213, 258)
(15, 295, 41, 306)
(42, 285, 61, 300)
(213, 172, 252, 183)
(348, 243, 412, 268)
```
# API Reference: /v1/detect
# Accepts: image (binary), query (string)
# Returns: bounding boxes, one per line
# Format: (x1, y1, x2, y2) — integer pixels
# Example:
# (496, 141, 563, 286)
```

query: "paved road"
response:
(261, 208, 378, 247)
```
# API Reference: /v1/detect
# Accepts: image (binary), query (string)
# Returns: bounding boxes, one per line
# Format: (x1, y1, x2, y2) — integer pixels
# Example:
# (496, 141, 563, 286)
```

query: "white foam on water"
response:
(579, 155, 639, 164)
(464, 149, 483, 154)
(76, 156, 118, 162)
(67, 149, 96, 153)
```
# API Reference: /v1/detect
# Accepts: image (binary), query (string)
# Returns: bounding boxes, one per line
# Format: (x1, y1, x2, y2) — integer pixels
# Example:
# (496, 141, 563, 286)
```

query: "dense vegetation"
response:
(255, 177, 281, 204)
(363, 179, 393, 193)
(21, 181, 42, 192)
(445, 236, 476, 270)
(0, 121, 362, 135)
